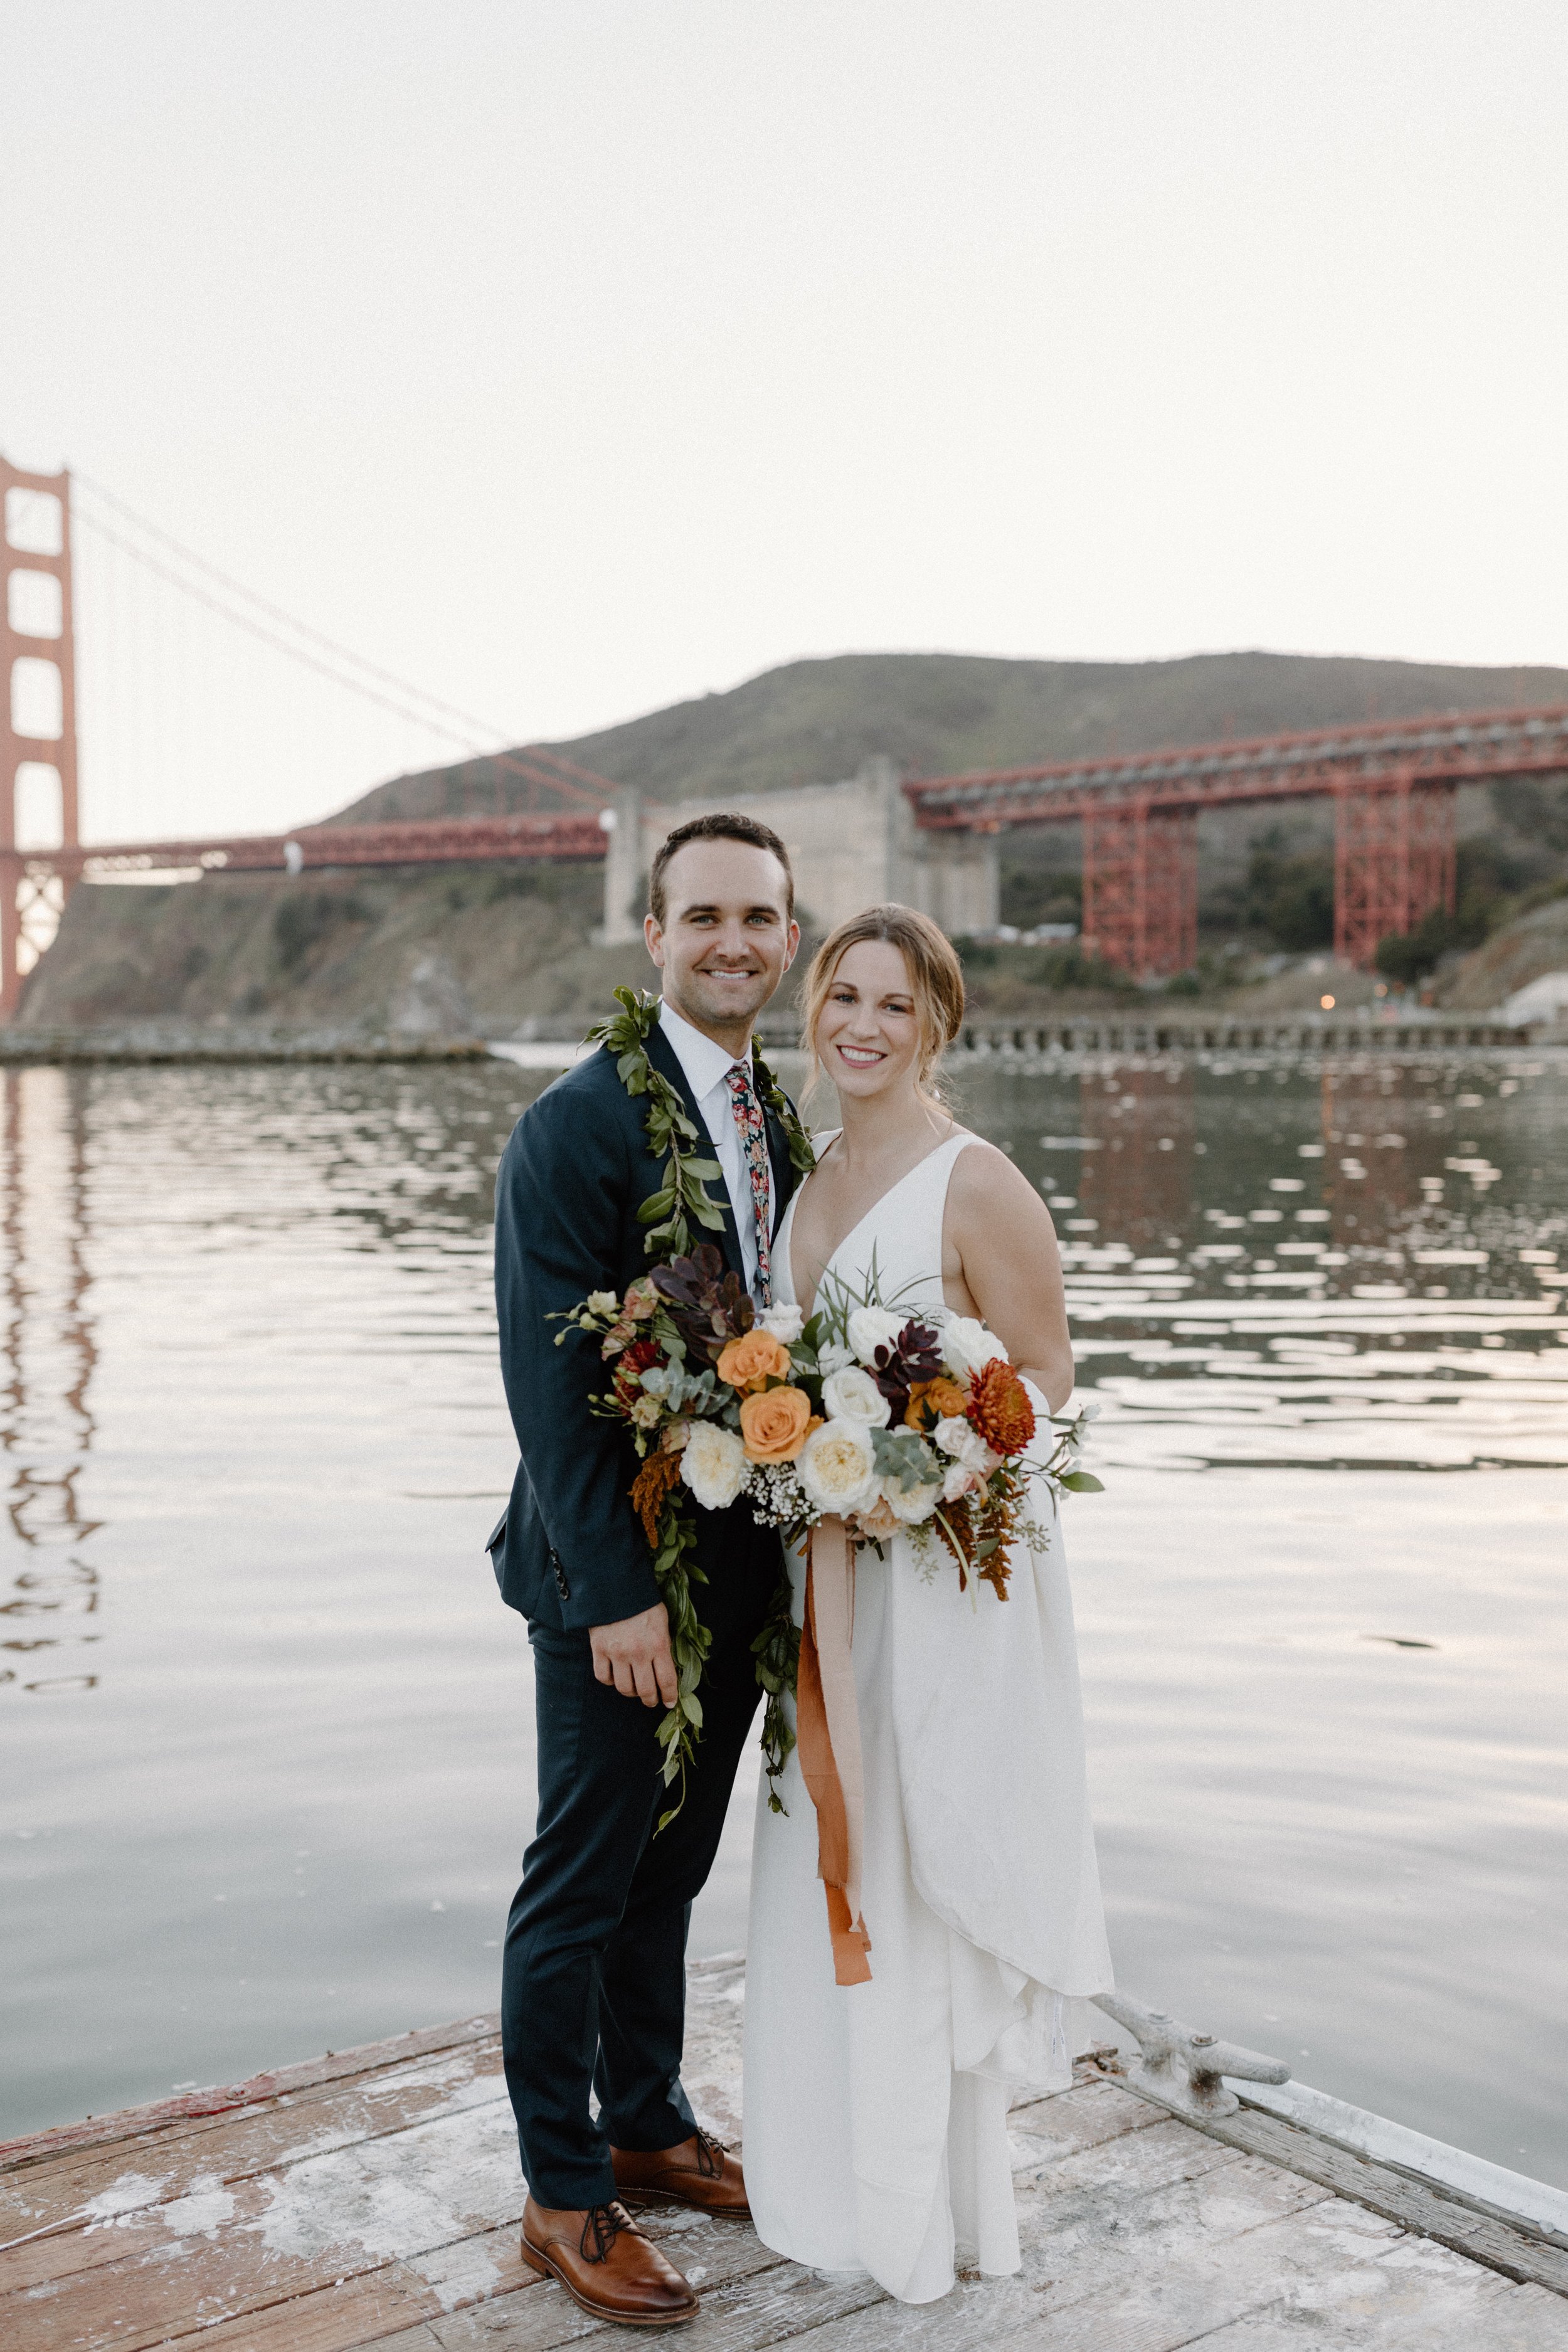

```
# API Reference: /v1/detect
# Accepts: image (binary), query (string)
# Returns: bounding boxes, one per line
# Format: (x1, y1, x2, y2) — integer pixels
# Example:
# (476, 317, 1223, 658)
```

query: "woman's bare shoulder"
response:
(947, 1135, 1055, 1222)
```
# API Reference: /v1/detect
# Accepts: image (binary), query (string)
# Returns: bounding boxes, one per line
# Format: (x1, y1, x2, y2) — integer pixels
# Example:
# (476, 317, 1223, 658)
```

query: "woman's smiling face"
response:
(814, 939, 922, 1102)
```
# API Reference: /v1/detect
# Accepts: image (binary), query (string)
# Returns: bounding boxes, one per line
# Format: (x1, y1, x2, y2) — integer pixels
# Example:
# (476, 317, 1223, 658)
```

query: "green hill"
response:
(332, 649, 1568, 823)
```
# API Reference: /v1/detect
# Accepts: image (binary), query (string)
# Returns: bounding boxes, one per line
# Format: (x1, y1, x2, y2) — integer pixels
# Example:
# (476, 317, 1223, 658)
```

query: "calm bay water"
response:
(1, 1048, 1565, 2184)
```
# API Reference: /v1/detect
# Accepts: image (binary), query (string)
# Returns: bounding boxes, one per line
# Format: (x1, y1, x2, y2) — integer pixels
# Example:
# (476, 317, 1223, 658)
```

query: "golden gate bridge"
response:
(4, 449, 1567, 1017)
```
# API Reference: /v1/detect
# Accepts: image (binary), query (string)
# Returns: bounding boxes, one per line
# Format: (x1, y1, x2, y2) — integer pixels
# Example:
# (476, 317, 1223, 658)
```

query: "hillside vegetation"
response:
(16, 862, 654, 1036)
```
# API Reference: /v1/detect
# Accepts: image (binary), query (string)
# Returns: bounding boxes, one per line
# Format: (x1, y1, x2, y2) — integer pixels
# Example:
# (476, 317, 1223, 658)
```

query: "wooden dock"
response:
(4, 1956, 1565, 2351)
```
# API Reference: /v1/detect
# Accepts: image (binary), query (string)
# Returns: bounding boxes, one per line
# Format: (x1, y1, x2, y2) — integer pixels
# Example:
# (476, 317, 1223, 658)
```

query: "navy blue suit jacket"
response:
(489, 1022, 798, 1629)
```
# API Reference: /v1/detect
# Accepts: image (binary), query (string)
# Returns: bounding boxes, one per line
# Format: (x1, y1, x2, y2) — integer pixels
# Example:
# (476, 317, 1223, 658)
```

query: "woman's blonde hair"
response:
(801, 904, 966, 1101)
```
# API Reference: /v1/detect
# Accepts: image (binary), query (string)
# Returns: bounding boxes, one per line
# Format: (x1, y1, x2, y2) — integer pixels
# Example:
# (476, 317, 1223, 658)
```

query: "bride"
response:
(742, 903, 1113, 2304)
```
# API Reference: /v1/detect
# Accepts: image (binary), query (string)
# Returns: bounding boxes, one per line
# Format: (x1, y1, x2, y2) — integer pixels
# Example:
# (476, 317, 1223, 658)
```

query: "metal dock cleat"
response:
(1093, 1990, 1291, 2119)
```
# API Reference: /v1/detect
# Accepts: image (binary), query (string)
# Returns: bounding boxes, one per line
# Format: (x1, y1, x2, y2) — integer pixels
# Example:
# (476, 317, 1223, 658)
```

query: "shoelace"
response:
(580, 2201, 635, 2264)
(693, 2126, 728, 2180)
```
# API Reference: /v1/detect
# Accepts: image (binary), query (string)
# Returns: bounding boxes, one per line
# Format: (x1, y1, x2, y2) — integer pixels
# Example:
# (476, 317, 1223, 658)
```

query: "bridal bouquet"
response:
(566, 1244, 1098, 1596)
(560, 1244, 1099, 1818)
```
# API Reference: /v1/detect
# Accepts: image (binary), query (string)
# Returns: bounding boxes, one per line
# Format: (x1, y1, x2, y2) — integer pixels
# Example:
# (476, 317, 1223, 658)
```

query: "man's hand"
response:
(589, 1601, 678, 1708)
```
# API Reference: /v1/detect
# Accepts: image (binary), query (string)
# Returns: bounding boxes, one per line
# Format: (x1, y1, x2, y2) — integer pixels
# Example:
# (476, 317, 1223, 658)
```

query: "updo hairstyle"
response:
(801, 904, 966, 1101)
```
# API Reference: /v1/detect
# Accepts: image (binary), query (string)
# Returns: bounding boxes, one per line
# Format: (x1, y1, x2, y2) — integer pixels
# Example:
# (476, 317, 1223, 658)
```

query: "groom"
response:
(489, 811, 802, 2327)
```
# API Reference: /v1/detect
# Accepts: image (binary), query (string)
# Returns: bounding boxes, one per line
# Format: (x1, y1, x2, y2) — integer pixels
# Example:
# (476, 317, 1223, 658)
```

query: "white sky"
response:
(3, 1, 1565, 839)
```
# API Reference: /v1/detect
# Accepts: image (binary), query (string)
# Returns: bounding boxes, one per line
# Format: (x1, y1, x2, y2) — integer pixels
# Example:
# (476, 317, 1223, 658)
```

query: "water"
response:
(1, 1050, 1564, 2186)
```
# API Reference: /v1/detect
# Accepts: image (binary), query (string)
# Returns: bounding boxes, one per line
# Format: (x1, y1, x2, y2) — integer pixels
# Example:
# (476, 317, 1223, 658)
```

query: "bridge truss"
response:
(904, 706, 1568, 974)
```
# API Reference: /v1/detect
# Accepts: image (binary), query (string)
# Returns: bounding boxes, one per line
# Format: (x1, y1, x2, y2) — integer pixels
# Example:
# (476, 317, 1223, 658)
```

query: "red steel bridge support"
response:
(1081, 802, 1197, 977)
(1332, 773, 1456, 968)
(1, 458, 80, 1015)
(906, 706, 1568, 979)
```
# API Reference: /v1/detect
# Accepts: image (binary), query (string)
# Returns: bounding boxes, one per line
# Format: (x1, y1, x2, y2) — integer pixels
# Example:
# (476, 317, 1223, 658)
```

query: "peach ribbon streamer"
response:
(795, 1514, 872, 1985)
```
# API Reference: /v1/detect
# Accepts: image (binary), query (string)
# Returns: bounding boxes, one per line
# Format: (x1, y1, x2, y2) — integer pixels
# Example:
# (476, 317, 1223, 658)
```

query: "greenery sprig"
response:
(586, 988, 727, 1260)
(580, 985, 816, 1822)
(751, 1571, 802, 1813)
(752, 1040, 817, 1182)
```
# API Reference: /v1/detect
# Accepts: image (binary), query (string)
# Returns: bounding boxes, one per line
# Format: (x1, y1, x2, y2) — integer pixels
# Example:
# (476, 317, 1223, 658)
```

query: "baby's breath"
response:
(744, 1460, 808, 1528)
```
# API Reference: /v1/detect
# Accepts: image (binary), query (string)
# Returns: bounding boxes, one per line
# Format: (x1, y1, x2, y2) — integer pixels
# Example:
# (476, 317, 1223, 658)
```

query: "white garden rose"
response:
(882, 1475, 941, 1524)
(934, 1414, 1000, 1475)
(798, 1419, 879, 1515)
(679, 1420, 750, 1511)
(758, 1303, 804, 1343)
(855, 1493, 901, 1541)
(941, 1460, 980, 1502)
(817, 1340, 854, 1376)
(941, 1313, 1008, 1381)
(820, 1364, 891, 1428)
(847, 1305, 905, 1366)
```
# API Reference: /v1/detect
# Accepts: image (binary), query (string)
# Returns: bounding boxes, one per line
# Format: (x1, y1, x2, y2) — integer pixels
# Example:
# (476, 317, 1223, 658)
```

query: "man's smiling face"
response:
(645, 837, 799, 1049)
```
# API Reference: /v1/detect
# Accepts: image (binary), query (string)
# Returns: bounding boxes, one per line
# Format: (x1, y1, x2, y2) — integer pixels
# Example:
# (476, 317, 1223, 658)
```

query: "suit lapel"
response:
(764, 1103, 797, 1242)
(644, 1021, 745, 1283)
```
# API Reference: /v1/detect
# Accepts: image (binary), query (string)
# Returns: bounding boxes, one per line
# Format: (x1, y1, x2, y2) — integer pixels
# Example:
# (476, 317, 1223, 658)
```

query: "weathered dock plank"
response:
(4, 1967, 1564, 2351)
(1149, 2097, 1568, 2296)
(0, 2032, 507, 2278)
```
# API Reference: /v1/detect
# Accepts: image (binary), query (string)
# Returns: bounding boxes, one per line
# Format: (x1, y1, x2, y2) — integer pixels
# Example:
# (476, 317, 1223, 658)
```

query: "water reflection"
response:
(968, 1049, 1568, 1470)
(0, 1069, 101, 1698)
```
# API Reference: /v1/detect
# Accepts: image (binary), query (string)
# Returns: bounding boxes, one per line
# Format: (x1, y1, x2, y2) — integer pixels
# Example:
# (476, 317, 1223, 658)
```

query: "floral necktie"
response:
(725, 1062, 773, 1305)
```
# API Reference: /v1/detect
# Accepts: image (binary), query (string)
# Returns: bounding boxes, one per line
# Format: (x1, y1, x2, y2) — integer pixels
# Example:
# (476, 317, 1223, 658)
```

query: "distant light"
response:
(1320, 993, 1335, 1010)
(598, 808, 617, 832)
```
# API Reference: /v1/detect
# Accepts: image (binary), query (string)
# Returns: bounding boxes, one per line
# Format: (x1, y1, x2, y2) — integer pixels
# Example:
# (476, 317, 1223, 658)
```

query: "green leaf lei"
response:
(582, 987, 815, 1824)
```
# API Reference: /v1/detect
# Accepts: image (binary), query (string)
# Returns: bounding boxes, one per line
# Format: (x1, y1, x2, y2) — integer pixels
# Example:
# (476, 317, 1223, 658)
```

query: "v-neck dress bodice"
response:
(742, 1130, 1113, 2304)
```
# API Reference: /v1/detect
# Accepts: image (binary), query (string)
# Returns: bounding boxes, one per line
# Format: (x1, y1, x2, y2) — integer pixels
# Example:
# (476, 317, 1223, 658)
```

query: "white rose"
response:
(882, 1475, 941, 1524)
(942, 1460, 980, 1502)
(935, 1414, 999, 1475)
(758, 1303, 804, 1343)
(587, 1290, 619, 1316)
(854, 1493, 901, 1541)
(679, 1421, 750, 1511)
(817, 1340, 854, 1376)
(847, 1306, 905, 1366)
(821, 1365, 891, 1428)
(942, 1313, 1007, 1381)
(798, 1419, 879, 1515)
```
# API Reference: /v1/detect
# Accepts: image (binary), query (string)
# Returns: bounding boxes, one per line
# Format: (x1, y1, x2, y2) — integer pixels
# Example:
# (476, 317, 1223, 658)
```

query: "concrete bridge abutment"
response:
(600, 760, 999, 949)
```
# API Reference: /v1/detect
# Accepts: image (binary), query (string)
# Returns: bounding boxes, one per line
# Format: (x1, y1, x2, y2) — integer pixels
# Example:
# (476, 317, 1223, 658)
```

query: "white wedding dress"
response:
(742, 1131, 1113, 2303)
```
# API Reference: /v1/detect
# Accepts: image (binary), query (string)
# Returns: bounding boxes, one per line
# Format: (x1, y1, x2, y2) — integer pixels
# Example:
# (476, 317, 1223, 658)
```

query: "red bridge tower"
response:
(1, 457, 80, 1016)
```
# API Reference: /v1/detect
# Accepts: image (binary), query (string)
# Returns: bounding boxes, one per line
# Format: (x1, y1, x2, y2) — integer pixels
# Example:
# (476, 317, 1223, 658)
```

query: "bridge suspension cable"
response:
(56, 470, 608, 847)
(70, 471, 511, 754)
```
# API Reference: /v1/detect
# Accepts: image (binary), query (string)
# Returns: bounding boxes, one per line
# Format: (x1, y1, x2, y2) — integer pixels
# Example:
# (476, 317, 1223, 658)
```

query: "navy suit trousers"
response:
(501, 1523, 777, 2208)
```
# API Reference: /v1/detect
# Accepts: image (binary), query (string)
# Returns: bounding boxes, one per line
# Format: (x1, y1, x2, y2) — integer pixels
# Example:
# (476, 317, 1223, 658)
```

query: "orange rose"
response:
(903, 1375, 970, 1431)
(739, 1386, 820, 1463)
(717, 1330, 793, 1391)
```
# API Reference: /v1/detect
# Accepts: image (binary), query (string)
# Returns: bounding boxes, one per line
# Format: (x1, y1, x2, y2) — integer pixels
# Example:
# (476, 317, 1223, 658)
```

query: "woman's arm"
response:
(943, 1143, 1076, 1414)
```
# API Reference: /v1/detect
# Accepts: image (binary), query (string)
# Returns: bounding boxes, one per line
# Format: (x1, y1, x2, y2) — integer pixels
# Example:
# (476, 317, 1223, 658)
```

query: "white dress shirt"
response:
(658, 999, 771, 1303)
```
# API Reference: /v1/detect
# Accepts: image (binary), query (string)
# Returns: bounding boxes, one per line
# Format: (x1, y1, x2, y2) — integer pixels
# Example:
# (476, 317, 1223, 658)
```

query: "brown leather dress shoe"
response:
(612, 2126, 750, 2218)
(520, 2196, 699, 2327)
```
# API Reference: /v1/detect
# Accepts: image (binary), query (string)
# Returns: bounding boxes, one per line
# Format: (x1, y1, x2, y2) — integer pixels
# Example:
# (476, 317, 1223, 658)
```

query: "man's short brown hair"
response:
(647, 811, 795, 927)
